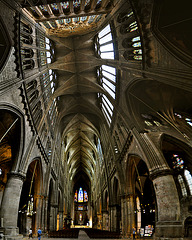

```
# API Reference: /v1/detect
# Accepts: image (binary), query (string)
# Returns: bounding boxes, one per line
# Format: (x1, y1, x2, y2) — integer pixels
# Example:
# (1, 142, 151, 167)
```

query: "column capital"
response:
(8, 171, 26, 181)
(149, 168, 173, 181)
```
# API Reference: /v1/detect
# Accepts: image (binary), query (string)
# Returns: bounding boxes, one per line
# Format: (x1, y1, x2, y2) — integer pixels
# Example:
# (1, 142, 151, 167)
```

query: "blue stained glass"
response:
(61, 1, 69, 9)
(65, 18, 71, 24)
(132, 42, 141, 47)
(73, 17, 79, 23)
(80, 16, 87, 22)
(74, 190, 78, 202)
(57, 19, 64, 25)
(73, 0, 80, 8)
(84, 190, 88, 202)
(85, 0, 90, 6)
(39, 5, 48, 12)
(133, 49, 142, 54)
(88, 15, 96, 23)
(78, 187, 83, 202)
(51, 3, 59, 10)
(132, 36, 140, 42)
(172, 154, 184, 169)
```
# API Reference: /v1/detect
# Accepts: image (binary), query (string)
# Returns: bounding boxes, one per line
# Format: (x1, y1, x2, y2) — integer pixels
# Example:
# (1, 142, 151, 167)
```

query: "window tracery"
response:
(97, 65, 116, 125)
(95, 24, 115, 60)
(37, 33, 55, 67)
(118, 10, 143, 61)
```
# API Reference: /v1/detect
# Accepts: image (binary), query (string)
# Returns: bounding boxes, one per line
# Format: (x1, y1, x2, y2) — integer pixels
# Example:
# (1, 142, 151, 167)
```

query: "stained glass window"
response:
(132, 36, 140, 42)
(97, 0, 102, 4)
(185, 118, 192, 126)
(174, 112, 192, 127)
(51, 3, 59, 11)
(84, 190, 88, 202)
(133, 42, 141, 48)
(74, 190, 78, 202)
(73, 0, 81, 8)
(178, 175, 187, 197)
(78, 205, 84, 210)
(73, 17, 79, 23)
(85, 0, 90, 6)
(57, 19, 64, 25)
(184, 170, 192, 195)
(39, 5, 48, 12)
(172, 154, 184, 169)
(80, 16, 87, 22)
(129, 21, 138, 32)
(88, 15, 96, 24)
(78, 188, 84, 202)
(61, 1, 69, 9)
(65, 18, 71, 24)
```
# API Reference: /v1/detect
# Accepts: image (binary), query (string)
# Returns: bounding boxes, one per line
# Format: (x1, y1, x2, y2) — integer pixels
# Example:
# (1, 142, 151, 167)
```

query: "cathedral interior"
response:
(0, 0, 192, 239)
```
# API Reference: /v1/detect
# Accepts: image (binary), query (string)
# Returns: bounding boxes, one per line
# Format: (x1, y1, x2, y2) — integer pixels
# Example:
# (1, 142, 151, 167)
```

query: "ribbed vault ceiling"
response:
(16, 0, 116, 186)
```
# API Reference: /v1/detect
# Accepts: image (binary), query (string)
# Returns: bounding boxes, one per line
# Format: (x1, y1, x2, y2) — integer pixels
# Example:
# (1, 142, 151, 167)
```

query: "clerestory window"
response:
(98, 65, 116, 125)
(95, 24, 115, 60)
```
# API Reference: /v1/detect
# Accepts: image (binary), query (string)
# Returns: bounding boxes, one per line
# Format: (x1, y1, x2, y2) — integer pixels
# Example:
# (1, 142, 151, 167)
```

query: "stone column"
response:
(42, 197, 48, 233)
(58, 211, 63, 230)
(49, 204, 58, 231)
(35, 195, 43, 231)
(121, 194, 134, 238)
(0, 172, 25, 239)
(151, 171, 183, 239)
(110, 205, 116, 232)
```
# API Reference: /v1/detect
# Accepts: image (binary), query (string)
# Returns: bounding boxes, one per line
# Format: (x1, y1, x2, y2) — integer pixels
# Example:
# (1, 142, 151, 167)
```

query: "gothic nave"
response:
(0, 0, 192, 239)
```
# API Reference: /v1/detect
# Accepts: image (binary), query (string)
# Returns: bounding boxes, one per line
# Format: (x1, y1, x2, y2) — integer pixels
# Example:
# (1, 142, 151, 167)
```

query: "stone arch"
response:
(0, 104, 25, 201)
(151, 0, 192, 66)
(125, 79, 192, 134)
(0, 16, 12, 72)
(126, 154, 156, 235)
(18, 158, 43, 235)
(184, 217, 192, 237)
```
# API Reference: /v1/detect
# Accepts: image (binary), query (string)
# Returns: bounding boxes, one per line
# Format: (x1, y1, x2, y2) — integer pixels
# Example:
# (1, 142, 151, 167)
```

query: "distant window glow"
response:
(178, 175, 187, 197)
(78, 188, 84, 202)
(184, 170, 192, 195)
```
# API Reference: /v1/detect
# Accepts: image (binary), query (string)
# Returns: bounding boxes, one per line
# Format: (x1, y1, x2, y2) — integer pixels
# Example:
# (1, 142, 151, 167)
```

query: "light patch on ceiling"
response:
(40, 15, 105, 37)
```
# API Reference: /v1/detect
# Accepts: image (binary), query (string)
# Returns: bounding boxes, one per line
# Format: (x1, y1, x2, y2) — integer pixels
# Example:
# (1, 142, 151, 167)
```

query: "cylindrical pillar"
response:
(0, 172, 25, 237)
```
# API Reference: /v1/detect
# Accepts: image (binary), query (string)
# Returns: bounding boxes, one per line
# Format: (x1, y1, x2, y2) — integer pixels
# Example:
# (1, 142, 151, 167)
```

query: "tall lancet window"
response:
(78, 188, 84, 202)
(95, 24, 115, 59)
(97, 65, 117, 125)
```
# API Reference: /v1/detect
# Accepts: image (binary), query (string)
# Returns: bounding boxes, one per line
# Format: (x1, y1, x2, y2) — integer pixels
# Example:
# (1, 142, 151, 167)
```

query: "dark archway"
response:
(18, 159, 42, 235)
(0, 16, 12, 72)
(152, 0, 192, 66)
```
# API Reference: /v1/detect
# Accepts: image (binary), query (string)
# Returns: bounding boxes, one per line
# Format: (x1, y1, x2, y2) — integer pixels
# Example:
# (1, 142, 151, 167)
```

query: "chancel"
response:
(0, 0, 192, 240)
